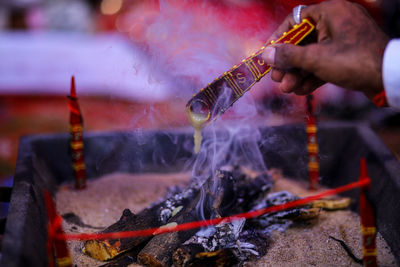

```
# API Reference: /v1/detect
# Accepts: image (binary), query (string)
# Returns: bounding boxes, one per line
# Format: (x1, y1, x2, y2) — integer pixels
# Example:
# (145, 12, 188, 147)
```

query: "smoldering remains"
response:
(82, 167, 274, 265)
(56, 164, 384, 267)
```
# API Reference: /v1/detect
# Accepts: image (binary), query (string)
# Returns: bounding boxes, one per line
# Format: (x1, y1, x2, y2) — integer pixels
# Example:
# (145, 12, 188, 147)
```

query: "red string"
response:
(373, 90, 388, 107)
(53, 178, 370, 241)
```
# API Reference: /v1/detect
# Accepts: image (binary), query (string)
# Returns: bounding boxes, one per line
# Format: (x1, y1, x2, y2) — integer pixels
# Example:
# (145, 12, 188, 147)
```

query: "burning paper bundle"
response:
(81, 166, 350, 267)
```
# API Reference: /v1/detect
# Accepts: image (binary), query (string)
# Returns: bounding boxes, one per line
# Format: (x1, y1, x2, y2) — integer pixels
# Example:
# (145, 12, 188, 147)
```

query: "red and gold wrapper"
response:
(68, 76, 86, 190)
(186, 18, 315, 122)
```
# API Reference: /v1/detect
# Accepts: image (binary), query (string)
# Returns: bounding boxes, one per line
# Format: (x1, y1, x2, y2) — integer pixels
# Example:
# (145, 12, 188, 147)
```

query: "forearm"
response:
(383, 39, 400, 109)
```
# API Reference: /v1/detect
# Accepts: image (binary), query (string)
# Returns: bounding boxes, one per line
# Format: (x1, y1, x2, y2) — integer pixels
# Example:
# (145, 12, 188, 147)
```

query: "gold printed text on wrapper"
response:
(186, 18, 315, 124)
(186, 18, 315, 153)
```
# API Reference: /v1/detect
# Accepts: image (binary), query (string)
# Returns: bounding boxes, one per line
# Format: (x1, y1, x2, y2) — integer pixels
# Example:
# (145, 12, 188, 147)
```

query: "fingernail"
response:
(279, 83, 288, 93)
(279, 81, 293, 94)
(262, 46, 276, 65)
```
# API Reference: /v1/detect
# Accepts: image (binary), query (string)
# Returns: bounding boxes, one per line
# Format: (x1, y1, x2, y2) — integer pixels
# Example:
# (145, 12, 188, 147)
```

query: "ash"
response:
(185, 219, 246, 253)
(157, 185, 197, 224)
(182, 180, 310, 265)
(184, 218, 269, 264)
(250, 191, 304, 232)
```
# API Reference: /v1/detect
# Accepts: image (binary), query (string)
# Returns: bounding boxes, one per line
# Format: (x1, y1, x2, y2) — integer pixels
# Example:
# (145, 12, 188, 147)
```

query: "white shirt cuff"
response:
(383, 39, 400, 109)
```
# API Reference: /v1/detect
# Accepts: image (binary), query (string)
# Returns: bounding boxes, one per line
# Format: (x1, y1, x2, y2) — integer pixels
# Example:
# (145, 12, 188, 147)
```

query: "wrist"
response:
(382, 39, 400, 108)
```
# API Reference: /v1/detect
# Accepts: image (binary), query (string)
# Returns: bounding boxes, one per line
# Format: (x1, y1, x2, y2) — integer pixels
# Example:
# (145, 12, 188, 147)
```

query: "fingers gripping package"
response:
(185, 18, 316, 153)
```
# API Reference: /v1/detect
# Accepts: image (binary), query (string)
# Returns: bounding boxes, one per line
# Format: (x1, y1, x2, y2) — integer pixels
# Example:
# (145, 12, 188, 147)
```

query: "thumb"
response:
(262, 44, 317, 72)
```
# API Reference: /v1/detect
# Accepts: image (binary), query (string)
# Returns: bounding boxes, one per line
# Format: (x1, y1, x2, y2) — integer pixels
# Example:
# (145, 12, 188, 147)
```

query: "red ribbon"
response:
(373, 90, 388, 107)
(52, 178, 370, 241)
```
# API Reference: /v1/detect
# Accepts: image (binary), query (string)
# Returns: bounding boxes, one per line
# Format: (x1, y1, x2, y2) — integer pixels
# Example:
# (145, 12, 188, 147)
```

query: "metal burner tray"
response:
(1, 122, 400, 266)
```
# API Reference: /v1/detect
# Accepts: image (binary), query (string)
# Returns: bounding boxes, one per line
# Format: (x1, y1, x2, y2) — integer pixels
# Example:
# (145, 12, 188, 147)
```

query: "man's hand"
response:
(262, 0, 389, 99)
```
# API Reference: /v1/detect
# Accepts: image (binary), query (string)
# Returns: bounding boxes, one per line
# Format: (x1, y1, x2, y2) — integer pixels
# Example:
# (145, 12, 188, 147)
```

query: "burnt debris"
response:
(83, 166, 328, 266)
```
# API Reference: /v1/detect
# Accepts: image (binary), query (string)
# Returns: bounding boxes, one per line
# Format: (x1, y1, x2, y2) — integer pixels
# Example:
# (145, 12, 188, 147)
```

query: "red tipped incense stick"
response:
(44, 190, 72, 267)
(68, 76, 86, 189)
(359, 158, 378, 267)
(305, 94, 319, 190)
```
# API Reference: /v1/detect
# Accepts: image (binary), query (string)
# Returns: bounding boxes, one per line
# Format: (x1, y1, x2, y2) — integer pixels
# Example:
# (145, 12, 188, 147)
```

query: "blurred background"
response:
(0, 0, 399, 205)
